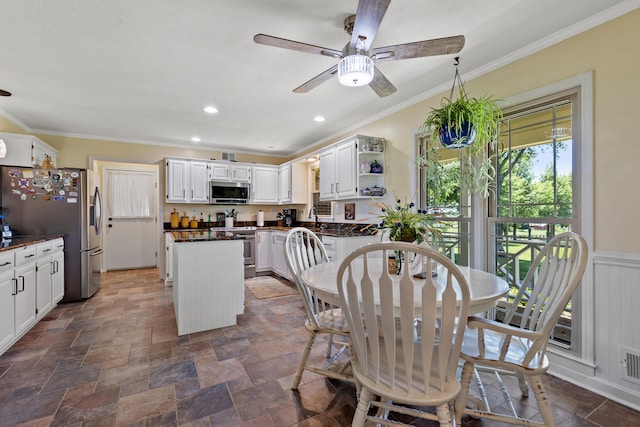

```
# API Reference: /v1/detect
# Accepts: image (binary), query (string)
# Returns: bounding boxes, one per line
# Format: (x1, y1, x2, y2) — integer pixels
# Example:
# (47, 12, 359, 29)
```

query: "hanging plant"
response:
(418, 57, 503, 198)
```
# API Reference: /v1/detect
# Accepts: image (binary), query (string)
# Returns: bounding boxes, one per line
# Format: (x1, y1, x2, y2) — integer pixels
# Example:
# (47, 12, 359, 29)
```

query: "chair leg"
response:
(529, 374, 556, 427)
(326, 333, 335, 357)
(515, 370, 529, 397)
(435, 403, 453, 427)
(292, 331, 317, 389)
(352, 387, 373, 427)
(454, 361, 475, 425)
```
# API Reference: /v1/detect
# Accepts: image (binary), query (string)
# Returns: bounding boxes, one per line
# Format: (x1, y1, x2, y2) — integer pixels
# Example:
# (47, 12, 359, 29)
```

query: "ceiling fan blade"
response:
(350, 0, 391, 51)
(369, 66, 396, 97)
(371, 35, 465, 62)
(254, 34, 343, 58)
(293, 65, 339, 93)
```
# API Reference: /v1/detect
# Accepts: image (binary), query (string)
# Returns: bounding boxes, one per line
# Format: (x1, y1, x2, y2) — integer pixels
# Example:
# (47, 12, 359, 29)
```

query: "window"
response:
(491, 94, 579, 349)
(416, 74, 593, 363)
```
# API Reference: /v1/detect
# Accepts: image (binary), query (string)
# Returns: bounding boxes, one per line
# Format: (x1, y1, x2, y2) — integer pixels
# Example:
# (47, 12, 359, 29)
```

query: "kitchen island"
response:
(170, 231, 244, 336)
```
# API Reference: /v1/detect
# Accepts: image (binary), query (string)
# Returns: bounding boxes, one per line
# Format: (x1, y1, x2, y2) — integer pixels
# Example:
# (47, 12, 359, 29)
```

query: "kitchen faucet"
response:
(309, 206, 318, 227)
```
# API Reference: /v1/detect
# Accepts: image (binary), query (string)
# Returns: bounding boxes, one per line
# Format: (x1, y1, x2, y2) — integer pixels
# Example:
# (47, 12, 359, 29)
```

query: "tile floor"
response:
(1, 268, 639, 426)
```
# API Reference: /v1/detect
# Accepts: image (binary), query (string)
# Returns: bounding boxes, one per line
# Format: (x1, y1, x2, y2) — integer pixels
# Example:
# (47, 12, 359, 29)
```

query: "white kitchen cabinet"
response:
(256, 230, 272, 272)
(189, 160, 210, 203)
(51, 239, 65, 304)
(319, 137, 357, 200)
(164, 232, 174, 285)
(251, 165, 279, 204)
(209, 161, 252, 183)
(319, 135, 385, 200)
(35, 241, 53, 319)
(0, 253, 15, 353)
(13, 246, 37, 337)
(278, 161, 308, 204)
(0, 132, 58, 168)
(165, 158, 209, 203)
(321, 235, 379, 262)
(270, 231, 292, 281)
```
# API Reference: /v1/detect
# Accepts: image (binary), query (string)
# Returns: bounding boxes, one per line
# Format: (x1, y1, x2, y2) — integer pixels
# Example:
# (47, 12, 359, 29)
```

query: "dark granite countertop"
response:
(0, 235, 64, 252)
(169, 230, 245, 243)
(164, 222, 379, 238)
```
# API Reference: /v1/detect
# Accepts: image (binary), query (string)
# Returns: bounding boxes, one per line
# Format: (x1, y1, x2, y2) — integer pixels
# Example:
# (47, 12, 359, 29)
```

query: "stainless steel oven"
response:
(211, 226, 256, 278)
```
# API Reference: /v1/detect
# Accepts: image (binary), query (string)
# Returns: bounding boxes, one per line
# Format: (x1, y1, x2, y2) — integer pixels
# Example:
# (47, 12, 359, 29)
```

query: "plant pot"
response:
(439, 122, 477, 149)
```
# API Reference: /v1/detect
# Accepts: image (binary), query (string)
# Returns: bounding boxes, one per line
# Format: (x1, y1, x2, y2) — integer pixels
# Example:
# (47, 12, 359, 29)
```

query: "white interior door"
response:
(102, 165, 159, 271)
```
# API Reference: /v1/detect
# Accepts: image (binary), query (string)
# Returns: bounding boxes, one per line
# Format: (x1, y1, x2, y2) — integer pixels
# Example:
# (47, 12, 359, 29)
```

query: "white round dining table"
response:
(300, 260, 509, 315)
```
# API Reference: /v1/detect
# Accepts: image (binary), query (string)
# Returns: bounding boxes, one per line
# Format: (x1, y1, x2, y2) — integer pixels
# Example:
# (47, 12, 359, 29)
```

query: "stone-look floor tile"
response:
(231, 380, 292, 421)
(115, 385, 176, 425)
(194, 355, 250, 389)
(176, 383, 234, 424)
(0, 389, 66, 427)
(149, 359, 198, 389)
(587, 399, 640, 425)
(1, 267, 639, 426)
(51, 386, 120, 427)
(242, 355, 297, 385)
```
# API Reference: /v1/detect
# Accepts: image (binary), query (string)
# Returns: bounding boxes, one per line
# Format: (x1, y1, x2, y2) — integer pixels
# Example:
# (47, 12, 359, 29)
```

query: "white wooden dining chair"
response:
(337, 241, 470, 427)
(454, 232, 588, 427)
(284, 227, 353, 389)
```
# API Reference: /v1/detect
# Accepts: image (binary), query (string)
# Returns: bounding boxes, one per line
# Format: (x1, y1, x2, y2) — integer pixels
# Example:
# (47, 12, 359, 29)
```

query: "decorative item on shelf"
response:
(370, 160, 383, 173)
(418, 57, 503, 198)
(41, 154, 55, 169)
(170, 208, 180, 229)
(371, 186, 386, 197)
(361, 187, 373, 196)
(360, 161, 371, 173)
(372, 138, 384, 152)
(180, 212, 190, 228)
(362, 139, 372, 152)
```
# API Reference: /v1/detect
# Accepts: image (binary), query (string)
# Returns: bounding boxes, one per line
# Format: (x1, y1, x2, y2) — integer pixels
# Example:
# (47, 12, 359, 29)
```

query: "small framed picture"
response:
(344, 203, 355, 220)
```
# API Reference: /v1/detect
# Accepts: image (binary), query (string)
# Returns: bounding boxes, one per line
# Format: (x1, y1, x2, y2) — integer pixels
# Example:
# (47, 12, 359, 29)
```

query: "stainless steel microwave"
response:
(209, 181, 251, 204)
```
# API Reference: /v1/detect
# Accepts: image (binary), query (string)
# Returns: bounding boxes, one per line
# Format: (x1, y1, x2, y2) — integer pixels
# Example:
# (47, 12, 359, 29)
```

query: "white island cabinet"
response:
(172, 238, 244, 335)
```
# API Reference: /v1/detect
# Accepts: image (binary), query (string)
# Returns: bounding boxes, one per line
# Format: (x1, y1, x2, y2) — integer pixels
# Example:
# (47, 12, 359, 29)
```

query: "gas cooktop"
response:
(209, 226, 257, 232)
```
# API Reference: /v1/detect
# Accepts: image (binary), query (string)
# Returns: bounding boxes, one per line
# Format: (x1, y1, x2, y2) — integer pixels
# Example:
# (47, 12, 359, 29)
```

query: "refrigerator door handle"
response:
(94, 186, 103, 236)
(90, 249, 104, 256)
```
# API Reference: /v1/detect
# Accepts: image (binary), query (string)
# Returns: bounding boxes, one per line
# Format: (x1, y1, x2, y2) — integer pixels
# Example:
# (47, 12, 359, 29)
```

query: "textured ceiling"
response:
(0, 0, 637, 157)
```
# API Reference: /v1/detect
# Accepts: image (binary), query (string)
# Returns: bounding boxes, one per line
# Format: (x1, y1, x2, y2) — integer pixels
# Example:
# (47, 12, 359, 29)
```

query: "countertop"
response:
(165, 222, 379, 238)
(0, 235, 63, 252)
(169, 230, 245, 243)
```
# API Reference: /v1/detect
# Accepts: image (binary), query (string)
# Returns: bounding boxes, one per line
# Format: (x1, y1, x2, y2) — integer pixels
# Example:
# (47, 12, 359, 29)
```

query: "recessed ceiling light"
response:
(314, 115, 325, 122)
(203, 106, 218, 114)
(191, 136, 201, 143)
(267, 146, 275, 150)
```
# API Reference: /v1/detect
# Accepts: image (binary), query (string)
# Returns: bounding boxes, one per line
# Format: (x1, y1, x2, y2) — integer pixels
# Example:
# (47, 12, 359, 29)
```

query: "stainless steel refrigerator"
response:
(0, 166, 103, 302)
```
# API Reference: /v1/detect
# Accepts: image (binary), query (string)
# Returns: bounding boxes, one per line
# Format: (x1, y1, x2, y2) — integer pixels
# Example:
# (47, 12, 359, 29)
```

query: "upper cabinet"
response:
(209, 161, 252, 183)
(278, 161, 308, 204)
(165, 158, 209, 203)
(319, 135, 385, 201)
(0, 132, 58, 168)
(251, 165, 279, 204)
(319, 137, 358, 200)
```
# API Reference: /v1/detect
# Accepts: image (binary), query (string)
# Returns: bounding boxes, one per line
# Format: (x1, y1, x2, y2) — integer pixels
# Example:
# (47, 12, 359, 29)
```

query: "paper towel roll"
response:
(257, 210, 264, 227)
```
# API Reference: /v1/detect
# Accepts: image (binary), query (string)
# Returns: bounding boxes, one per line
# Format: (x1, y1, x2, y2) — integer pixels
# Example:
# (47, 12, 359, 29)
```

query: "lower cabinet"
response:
(1, 238, 65, 356)
(255, 231, 272, 272)
(321, 235, 379, 262)
(271, 231, 292, 281)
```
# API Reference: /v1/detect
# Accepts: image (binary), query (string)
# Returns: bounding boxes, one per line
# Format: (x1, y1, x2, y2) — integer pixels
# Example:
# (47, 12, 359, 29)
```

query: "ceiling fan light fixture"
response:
(338, 54, 374, 87)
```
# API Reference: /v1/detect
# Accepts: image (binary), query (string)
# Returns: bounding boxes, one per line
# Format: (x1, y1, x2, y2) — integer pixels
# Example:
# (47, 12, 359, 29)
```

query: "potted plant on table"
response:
(418, 57, 503, 198)
(372, 193, 442, 273)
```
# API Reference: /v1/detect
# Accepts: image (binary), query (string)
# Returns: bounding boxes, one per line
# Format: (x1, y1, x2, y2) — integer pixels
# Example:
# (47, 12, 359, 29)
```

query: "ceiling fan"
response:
(254, 0, 465, 97)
